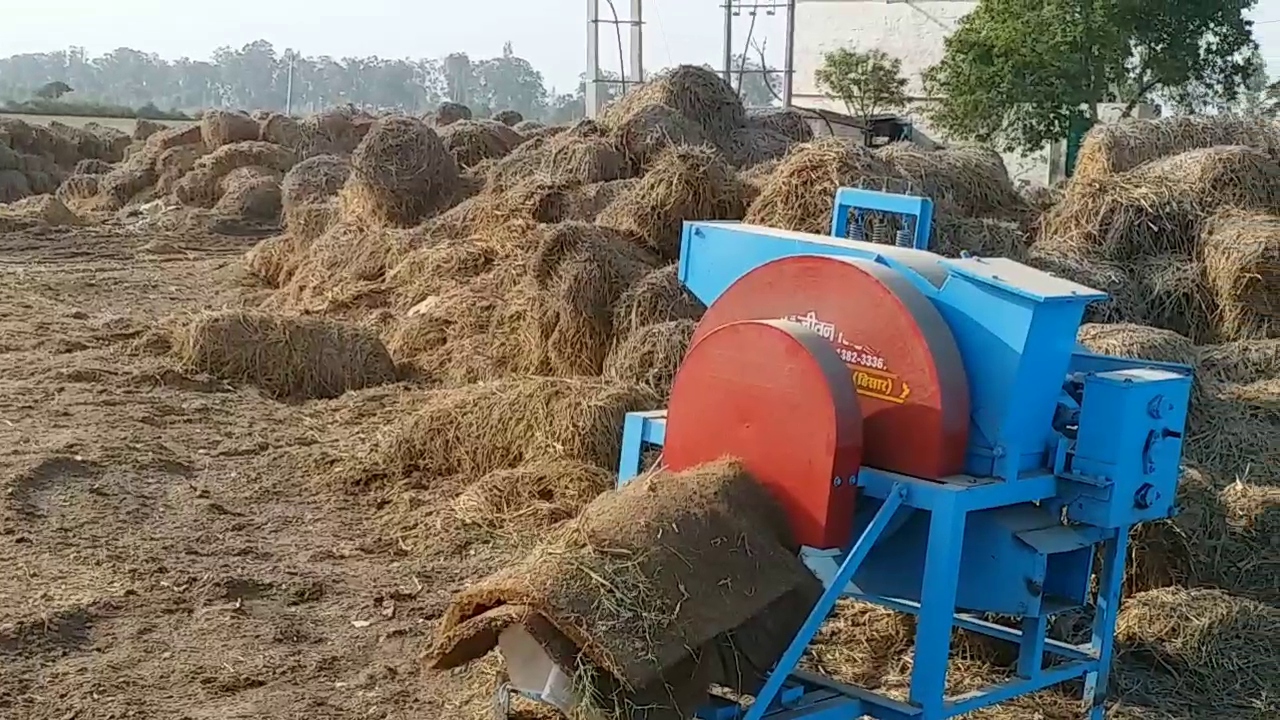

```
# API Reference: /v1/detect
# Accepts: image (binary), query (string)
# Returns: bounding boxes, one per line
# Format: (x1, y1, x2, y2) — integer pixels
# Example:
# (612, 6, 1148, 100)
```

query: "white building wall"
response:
(792, 0, 1053, 185)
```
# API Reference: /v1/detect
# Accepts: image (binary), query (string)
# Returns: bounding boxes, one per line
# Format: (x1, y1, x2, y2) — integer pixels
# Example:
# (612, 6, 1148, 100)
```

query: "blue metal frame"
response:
(830, 187, 934, 250)
(618, 413, 1136, 720)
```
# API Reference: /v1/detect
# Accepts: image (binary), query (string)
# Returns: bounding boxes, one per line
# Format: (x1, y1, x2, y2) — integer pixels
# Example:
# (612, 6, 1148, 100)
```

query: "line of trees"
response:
(0, 40, 781, 123)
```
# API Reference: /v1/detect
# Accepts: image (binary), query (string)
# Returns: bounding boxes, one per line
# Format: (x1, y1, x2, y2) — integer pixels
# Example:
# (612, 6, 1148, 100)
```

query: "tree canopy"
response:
(922, 0, 1261, 152)
(0, 41, 783, 122)
(814, 48, 908, 123)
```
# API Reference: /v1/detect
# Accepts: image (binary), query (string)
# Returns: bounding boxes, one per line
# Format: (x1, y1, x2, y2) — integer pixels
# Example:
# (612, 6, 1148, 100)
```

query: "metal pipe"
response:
(586, 0, 602, 118)
(722, 0, 734, 83)
(783, 0, 796, 107)
(630, 0, 644, 85)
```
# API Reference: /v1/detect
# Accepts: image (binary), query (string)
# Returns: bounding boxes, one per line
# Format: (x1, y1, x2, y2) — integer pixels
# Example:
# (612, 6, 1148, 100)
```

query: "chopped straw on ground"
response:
(170, 309, 398, 400)
(451, 459, 614, 540)
(1114, 587, 1280, 709)
(345, 376, 660, 488)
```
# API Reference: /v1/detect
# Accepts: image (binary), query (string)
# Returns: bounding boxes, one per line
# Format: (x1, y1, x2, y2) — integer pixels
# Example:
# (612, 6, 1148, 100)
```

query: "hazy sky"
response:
(1, 1, 1278, 90)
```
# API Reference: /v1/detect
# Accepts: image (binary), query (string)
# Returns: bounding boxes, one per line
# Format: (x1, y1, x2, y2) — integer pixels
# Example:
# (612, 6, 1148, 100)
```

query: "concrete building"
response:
(789, 0, 1053, 184)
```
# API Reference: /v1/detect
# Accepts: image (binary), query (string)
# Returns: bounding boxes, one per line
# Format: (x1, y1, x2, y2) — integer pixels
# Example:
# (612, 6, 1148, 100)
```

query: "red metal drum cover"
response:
(663, 319, 864, 550)
(689, 255, 970, 480)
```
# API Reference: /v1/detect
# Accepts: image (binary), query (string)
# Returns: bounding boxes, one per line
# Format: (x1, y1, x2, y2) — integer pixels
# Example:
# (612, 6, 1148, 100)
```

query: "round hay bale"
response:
(744, 138, 896, 234)
(0, 194, 80, 226)
(607, 103, 708, 170)
(244, 233, 305, 288)
(1199, 339, 1280, 383)
(435, 102, 472, 127)
(97, 166, 156, 209)
(0, 145, 20, 172)
(346, 115, 459, 226)
(194, 140, 297, 178)
(747, 108, 814, 143)
(597, 144, 747, 260)
(1115, 587, 1280, 705)
(215, 174, 283, 220)
(488, 132, 631, 193)
(284, 198, 340, 243)
(357, 376, 661, 486)
(217, 166, 281, 195)
(1074, 115, 1280, 183)
(1129, 253, 1216, 344)
(133, 119, 170, 142)
(73, 158, 114, 175)
(929, 216, 1027, 259)
(201, 109, 262, 149)
(492, 110, 524, 127)
(1040, 145, 1280, 262)
(612, 263, 706, 338)
(1077, 323, 1198, 367)
(297, 110, 361, 157)
(513, 119, 545, 134)
(601, 64, 745, 148)
(25, 171, 57, 196)
(56, 174, 100, 203)
(603, 319, 695, 399)
(0, 169, 33, 203)
(725, 127, 794, 169)
(172, 168, 220, 208)
(566, 178, 639, 221)
(452, 459, 613, 538)
(1202, 209, 1280, 342)
(171, 310, 398, 400)
(154, 144, 207, 195)
(509, 222, 662, 376)
(281, 154, 350, 212)
(146, 124, 204, 152)
(386, 237, 499, 311)
(439, 119, 518, 168)
(260, 113, 303, 149)
(875, 143, 1025, 218)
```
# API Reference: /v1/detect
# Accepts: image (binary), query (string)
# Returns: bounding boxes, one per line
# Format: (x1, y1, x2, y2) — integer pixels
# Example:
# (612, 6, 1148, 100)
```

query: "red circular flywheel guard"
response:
(664, 319, 864, 550)
(689, 254, 970, 481)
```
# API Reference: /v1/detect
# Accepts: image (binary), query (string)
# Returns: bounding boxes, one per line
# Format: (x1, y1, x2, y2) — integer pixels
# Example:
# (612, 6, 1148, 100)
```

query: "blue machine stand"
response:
(608, 187, 1194, 720)
(619, 420, 1134, 720)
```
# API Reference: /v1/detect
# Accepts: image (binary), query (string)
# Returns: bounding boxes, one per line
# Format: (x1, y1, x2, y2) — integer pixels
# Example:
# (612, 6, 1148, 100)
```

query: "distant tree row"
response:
(0, 40, 782, 123)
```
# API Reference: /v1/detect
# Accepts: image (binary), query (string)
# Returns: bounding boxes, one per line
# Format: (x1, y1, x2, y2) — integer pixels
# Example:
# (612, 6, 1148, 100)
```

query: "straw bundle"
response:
(1201, 208, 1280, 341)
(200, 109, 262, 149)
(744, 138, 898, 234)
(601, 64, 746, 149)
(875, 143, 1025, 218)
(345, 115, 460, 226)
(1074, 115, 1280, 182)
(170, 310, 398, 400)
(597, 144, 748, 261)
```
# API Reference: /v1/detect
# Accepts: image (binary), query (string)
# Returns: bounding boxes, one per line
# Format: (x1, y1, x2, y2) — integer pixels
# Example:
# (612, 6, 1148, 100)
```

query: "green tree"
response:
(34, 81, 73, 99)
(922, 0, 1261, 153)
(814, 48, 908, 123)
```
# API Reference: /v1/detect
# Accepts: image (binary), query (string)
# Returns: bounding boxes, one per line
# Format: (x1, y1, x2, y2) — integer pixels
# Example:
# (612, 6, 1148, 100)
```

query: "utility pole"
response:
(721, 0, 796, 108)
(587, 0, 644, 118)
(284, 50, 296, 116)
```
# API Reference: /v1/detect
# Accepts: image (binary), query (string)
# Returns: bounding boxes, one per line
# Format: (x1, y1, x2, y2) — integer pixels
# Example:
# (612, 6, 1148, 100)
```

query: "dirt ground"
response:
(0, 224, 487, 719)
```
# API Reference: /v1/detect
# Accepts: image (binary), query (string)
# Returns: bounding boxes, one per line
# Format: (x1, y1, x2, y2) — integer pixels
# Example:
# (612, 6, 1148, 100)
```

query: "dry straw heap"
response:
(0, 77, 1243, 720)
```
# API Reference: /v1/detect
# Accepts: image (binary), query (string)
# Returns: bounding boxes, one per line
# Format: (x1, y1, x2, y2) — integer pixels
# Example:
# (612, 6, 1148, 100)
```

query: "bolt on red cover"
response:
(689, 255, 970, 480)
(663, 319, 864, 550)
